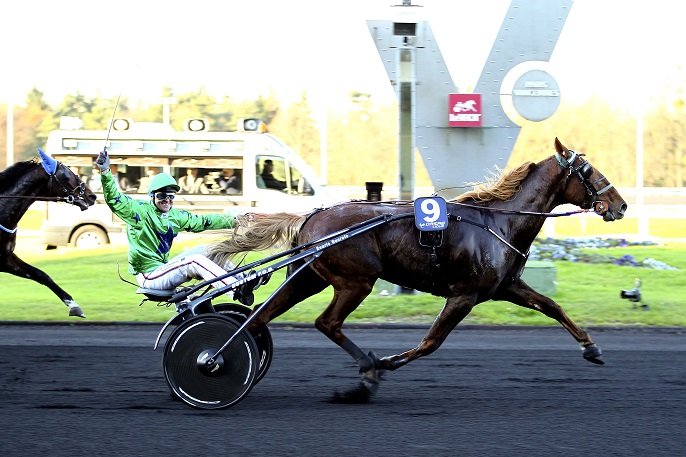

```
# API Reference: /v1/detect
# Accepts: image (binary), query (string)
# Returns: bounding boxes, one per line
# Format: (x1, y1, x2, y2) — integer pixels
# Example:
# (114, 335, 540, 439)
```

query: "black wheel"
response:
(163, 314, 259, 409)
(213, 303, 273, 384)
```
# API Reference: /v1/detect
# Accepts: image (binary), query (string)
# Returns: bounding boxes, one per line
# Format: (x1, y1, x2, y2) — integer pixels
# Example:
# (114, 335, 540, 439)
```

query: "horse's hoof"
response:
(328, 367, 380, 404)
(69, 307, 86, 318)
(329, 381, 376, 404)
(376, 355, 396, 372)
(583, 344, 604, 365)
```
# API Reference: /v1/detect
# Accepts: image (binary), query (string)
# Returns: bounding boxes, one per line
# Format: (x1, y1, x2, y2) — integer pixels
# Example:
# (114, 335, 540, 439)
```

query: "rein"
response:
(346, 200, 587, 259)
(350, 199, 588, 218)
(449, 201, 588, 217)
(0, 194, 77, 202)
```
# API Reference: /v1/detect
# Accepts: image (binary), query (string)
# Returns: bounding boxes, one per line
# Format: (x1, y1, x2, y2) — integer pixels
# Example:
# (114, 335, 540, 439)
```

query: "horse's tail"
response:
(206, 212, 306, 267)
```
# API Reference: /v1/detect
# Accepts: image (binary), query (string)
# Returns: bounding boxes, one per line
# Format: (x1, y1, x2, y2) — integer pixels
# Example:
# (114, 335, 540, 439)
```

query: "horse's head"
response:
(554, 138, 627, 221)
(39, 149, 96, 210)
(55, 163, 97, 210)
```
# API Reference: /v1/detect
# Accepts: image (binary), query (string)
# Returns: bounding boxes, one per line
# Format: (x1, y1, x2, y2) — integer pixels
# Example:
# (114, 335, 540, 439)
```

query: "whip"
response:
(103, 91, 122, 153)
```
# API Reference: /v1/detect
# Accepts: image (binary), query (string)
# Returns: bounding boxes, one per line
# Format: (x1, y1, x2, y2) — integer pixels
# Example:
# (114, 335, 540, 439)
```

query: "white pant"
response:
(136, 247, 239, 299)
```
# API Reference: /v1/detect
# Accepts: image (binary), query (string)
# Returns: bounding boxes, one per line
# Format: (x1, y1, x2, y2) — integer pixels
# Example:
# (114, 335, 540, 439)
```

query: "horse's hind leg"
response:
(493, 278, 602, 364)
(0, 253, 85, 318)
(313, 280, 382, 399)
(314, 282, 378, 376)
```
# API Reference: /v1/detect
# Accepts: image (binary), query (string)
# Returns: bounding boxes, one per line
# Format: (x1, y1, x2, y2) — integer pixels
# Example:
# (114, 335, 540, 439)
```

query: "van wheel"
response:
(71, 225, 109, 249)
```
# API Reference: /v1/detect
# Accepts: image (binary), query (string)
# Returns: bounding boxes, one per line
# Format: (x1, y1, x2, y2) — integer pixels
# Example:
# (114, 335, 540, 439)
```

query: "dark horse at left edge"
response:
(208, 138, 628, 401)
(0, 149, 96, 317)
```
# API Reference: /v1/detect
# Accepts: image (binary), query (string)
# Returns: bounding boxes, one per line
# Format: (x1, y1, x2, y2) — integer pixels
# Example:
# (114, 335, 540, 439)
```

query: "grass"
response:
(2, 235, 685, 327)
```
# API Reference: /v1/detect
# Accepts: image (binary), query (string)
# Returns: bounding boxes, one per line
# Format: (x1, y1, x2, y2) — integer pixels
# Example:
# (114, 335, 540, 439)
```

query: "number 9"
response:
(421, 198, 440, 222)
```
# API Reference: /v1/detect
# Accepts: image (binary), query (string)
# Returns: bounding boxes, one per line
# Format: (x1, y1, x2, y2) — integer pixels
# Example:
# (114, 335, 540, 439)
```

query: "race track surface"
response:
(0, 324, 684, 456)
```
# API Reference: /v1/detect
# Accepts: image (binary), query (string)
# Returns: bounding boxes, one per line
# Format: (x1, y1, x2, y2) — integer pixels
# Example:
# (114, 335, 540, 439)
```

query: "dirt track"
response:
(0, 324, 684, 456)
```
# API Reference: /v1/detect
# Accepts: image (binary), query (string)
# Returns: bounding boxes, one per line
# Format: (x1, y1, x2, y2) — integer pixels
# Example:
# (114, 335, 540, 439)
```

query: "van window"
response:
(256, 156, 314, 196)
(257, 156, 287, 190)
(215, 168, 243, 195)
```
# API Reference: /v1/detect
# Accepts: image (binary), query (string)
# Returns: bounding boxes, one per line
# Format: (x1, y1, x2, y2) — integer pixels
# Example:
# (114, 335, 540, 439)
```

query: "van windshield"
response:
(256, 155, 313, 196)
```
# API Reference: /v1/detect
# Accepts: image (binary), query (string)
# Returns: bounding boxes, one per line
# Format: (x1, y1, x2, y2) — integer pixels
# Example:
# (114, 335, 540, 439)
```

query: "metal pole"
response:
(319, 102, 328, 186)
(398, 36, 416, 294)
(163, 102, 170, 125)
(636, 108, 649, 237)
(398, 42, 415, 201)
(6, 103, 13, 166)
(159, 97, 178, 125)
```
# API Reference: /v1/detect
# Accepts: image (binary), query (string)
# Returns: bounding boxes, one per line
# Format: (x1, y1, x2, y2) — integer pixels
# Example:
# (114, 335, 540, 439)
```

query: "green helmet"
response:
(147, 173, 180, 195)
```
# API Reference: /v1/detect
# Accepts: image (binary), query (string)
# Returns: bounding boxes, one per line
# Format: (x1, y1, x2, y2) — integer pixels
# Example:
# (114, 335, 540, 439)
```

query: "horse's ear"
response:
(38, 148, 58, 175)
(554, 138, 570, 159)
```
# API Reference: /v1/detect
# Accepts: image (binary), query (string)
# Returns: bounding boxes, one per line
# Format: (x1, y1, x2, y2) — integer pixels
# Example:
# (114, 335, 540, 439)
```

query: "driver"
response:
(96, 150, 241, 311)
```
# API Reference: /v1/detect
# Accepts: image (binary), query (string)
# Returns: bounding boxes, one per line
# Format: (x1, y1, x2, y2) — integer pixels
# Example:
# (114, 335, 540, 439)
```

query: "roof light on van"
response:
(184, 118, 210, 132)
(237, 118, 266, 133)
(112, 118, 132, 131)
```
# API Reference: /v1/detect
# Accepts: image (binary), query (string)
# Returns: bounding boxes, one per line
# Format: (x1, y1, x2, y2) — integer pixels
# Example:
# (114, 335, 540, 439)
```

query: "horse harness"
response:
(297, 150, 614, 287)
(414, 151, 615, 284)
(416, 213, 528, 287)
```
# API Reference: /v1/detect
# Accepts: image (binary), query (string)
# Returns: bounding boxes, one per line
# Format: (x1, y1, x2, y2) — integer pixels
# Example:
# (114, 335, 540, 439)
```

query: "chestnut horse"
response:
(208, 138, 627, 400)
(0, 150, 96, 317)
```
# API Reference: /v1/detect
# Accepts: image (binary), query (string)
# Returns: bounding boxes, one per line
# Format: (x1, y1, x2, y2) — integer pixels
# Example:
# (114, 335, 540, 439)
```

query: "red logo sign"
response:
(448, 93, 482, 127)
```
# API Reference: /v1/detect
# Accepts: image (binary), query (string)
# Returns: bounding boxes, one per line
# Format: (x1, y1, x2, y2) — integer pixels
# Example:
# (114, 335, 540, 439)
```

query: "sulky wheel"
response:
(213, 303, 273, 384)
(163, 314, 259, 409)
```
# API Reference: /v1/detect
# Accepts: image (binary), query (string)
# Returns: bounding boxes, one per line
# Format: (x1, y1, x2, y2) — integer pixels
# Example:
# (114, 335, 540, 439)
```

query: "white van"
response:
(41, 118, 343, 248)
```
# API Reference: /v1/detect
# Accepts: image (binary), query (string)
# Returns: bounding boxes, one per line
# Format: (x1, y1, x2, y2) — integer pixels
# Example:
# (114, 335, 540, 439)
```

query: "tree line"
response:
(1, 84, 684, 188)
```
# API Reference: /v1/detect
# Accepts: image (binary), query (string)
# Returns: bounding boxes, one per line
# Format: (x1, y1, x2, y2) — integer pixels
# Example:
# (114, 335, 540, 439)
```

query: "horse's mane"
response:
(0, 160, 38, 178)
(451, 161, 536, 203)
(0, 160, 39, 191)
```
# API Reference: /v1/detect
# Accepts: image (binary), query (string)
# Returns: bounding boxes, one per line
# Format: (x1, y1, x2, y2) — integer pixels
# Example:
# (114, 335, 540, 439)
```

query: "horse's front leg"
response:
(377, 295, 477, 372)
(493, 278, 603, 364)
(1, 253, 85, 318)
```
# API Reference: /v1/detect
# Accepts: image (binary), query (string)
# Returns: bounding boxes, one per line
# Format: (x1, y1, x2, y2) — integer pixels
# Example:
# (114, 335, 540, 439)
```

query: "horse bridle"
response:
(0, 162, 88, 205)
(556, 150, 614, 214)
(47, 162, 89, 205)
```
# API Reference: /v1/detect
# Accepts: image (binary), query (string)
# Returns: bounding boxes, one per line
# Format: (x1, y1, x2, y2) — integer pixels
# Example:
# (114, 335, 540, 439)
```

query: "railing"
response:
(327, 186, 686, 240)
(24, 187, 686, 242)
